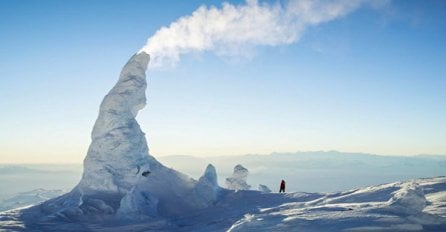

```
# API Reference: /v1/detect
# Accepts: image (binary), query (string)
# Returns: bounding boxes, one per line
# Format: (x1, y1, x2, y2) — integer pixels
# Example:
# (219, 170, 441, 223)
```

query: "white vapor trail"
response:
(140, 0, 386, 67)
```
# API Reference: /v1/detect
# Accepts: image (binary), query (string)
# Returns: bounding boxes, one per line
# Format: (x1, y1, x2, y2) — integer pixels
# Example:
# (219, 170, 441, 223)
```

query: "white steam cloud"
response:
(140, 0, 386, 67)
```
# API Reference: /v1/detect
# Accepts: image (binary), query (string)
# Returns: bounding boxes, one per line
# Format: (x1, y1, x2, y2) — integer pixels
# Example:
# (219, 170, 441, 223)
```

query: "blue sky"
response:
(1, 0, 445, 163)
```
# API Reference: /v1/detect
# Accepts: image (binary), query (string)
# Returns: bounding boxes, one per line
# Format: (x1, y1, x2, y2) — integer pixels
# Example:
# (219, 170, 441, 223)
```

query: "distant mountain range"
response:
(1, 151, 445, 219)
(1, 151, 445, 196)
(0, 164, 81, 175)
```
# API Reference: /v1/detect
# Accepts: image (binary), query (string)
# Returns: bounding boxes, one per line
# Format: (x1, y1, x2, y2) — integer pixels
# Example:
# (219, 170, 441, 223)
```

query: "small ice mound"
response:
(258, 184, 271, 193)
(200, 164, 218, 187)
(387, 182, 426, 215)
(226, 164, 251, 191)
(116, 188, 158, 220)
(190, 164, 221, 208)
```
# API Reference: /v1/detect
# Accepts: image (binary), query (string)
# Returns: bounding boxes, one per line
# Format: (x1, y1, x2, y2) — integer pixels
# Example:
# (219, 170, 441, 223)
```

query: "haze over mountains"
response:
(1, 151, 445, 208)
(159, 151, 446, 192)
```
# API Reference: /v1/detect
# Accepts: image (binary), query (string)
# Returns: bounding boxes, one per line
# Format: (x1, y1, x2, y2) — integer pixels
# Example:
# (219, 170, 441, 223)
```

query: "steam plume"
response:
(140, 0, 385, 67)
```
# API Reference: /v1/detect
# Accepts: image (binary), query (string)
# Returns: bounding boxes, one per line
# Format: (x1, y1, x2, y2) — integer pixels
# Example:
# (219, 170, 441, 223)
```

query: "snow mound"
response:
(226, 164, 251, 190)
(387, 182, 426, 215)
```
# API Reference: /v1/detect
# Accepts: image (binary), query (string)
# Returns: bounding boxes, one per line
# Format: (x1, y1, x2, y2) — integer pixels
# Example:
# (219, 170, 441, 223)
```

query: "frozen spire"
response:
(79, 52, 153, 195)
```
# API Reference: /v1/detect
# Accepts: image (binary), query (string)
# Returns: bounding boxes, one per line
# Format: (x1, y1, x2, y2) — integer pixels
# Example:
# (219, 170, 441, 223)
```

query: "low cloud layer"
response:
(140, 0, 387, 67)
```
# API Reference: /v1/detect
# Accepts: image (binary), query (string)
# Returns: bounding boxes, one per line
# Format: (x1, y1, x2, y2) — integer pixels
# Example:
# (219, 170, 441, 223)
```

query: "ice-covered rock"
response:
(258, 184, 271, 193)
(226, 164, 251, 190)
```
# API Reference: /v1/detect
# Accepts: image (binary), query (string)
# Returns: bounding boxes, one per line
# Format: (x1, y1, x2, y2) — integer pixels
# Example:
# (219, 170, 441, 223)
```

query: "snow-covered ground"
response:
(1, 177, 445, 231)
(228, 177, 446, 232)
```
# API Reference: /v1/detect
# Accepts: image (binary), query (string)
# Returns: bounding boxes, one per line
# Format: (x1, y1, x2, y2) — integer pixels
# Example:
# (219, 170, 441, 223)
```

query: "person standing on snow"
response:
(279, 179, 286, 193)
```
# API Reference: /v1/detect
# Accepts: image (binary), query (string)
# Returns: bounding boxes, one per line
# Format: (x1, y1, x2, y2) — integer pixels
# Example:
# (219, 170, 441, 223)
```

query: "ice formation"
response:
(79, 51, 153, 196)
(226, 164, 251, 190)
(34, 52, 219, 220)
(258, 184, 271, 193)
(190, 164, 221, 208)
